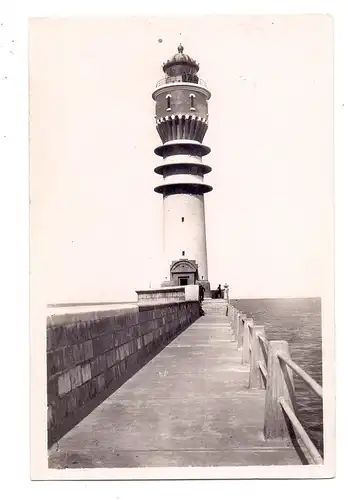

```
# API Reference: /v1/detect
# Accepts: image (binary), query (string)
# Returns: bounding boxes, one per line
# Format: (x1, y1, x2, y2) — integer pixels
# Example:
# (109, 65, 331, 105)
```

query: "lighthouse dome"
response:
(162, 44, 199, 73)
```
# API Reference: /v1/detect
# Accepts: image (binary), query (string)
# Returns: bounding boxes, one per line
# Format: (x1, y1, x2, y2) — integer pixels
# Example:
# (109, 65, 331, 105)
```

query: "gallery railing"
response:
(156, 75, 207, 88)
(228, 304, 323, 465)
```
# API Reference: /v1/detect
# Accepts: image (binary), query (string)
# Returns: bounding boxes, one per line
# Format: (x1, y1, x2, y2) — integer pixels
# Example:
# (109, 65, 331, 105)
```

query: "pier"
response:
(48, 298, 323, 469)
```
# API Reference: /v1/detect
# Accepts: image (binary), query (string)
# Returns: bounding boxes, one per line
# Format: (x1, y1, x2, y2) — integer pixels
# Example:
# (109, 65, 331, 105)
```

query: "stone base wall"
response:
(47, 301, 200, 447)
(136, 286, 186, 303)
(136, 285, 199, 303)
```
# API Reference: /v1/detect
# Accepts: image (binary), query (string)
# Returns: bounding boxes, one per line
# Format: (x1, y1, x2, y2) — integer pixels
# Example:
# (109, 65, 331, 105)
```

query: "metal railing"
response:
(227, 303, 324, 465)
(156, 75, 207, 88)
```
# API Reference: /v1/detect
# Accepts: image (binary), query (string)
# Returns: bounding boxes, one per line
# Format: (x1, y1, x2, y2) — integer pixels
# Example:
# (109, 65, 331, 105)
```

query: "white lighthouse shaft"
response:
(163, 192, 208, 281)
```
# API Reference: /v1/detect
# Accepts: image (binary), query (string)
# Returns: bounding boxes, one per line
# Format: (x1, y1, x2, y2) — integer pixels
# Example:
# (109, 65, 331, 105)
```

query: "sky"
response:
(29, 15, 334, 304)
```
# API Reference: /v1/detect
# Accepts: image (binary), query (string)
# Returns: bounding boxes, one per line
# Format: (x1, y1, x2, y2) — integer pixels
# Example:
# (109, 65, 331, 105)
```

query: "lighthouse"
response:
(152, 44, 212, 296)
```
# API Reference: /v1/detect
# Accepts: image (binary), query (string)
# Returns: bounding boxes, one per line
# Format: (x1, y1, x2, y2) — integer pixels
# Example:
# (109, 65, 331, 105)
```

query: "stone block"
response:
(96, 373, 105, 392)
(77, 383, 90, 407)
(88, 377, 98, 399)
(98, 353, 107, 372)
(106, 348, 117, 368)
(123, 342, 130, 358)
(84, 340, 94, 360)
(119, 359, 126, 375)
(63, 323, 81, 344)
(114, 347, 121, 362)
(138, 322, 147, 336)
(117, 345, 126, 361)
(51, 397, 68, 428)
(47, 375, 58, 404)
(81, 362, 92, 384)
(69, 366, 82, 390)
(47, 329, 53, 352)
(154, 309, 162, 319)
(127, 324, 140, 341)
(90, 357, 100, 378)
(136, 337, 143, 350)
(75, 321, 90, 342)
(126, 312, 139, 327)
(72, 343, 85, 364)
(50, 325, 68, 350)
(88, 319, 100, 338)
(113, 331, 121, 347)
(47, 405, 53, 426)
(47, 350, 64, 377)
(104, 367, 114, 388)
(62, 345, 74, 371)
(97, 332, 114, 355)
(138, 310, 152, 324)
(66, 390, 78, 413)
(57, 371, 71, 396)
(114, 363, 121, 377)
(115, 328, 130, 347)
(114, 314, 127, 330)
(130, 339, 138, 354)
(144, 332, 154, 346)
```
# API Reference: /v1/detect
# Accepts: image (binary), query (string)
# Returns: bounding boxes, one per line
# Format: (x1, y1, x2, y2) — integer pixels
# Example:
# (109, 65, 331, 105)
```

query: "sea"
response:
(229, 297, 323, 457)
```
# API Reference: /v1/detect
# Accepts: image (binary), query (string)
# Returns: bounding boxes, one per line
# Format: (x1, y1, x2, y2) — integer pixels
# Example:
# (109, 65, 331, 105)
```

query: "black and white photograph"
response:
(28, 13, 335, 479)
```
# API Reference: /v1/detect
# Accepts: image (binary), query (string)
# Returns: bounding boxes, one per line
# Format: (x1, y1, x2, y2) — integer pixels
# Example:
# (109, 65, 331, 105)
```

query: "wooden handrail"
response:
(264, 340, 323, 460)
(278, 397, 323, 465)
(278, 353, 323, 399)
(258, 360, 268, 381)
(228, 300, 323, 464)
(229, 304, 323, 462)
(256, 332, 269, 349)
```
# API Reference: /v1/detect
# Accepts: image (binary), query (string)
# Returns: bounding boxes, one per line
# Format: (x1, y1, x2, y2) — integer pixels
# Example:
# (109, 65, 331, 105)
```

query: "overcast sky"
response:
(29, 15, 333, 303)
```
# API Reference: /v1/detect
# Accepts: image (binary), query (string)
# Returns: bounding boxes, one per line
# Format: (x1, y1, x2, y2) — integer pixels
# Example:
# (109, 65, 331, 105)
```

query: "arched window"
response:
(190, 93, 196, 110)
(166, 94, 171, 111)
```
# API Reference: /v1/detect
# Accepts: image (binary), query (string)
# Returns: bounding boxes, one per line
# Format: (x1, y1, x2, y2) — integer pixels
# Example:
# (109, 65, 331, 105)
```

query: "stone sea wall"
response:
(47, 301, 200, 447)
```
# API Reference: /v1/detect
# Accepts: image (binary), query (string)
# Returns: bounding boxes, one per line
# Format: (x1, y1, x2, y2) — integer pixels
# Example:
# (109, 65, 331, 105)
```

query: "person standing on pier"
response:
(217, 284, 222, 298)
(199, 284, 205, 303)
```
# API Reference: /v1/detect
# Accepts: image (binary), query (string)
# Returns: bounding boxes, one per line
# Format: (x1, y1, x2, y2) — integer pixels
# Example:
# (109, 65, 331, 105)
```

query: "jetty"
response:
(47, 298, 323, 469)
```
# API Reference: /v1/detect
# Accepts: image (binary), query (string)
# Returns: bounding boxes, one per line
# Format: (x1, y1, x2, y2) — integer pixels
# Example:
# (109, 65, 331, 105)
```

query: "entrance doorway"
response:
(179, 277, 188, 286)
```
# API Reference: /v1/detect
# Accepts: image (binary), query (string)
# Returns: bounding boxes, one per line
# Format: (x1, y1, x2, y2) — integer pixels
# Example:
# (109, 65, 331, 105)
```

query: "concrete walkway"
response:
(48, 300, 302, 468)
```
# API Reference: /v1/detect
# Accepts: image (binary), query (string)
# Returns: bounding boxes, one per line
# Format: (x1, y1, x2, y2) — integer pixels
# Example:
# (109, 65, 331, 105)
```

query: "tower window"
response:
(166, 94, 171, 111)
(181, 217, 184, 222)
(190, 93, 196, 110)
(182, 251, 185, 256)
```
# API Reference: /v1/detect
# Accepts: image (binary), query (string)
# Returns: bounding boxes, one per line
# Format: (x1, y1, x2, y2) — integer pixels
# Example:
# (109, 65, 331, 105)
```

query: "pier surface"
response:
(48, 300, 301, 468)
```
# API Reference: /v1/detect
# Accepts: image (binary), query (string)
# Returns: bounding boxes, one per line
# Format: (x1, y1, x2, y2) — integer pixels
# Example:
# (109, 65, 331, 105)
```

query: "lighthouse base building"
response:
(152, 45, 213, 297)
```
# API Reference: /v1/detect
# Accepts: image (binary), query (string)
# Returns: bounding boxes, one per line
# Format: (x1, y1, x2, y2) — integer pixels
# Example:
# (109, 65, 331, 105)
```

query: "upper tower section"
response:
(152, 44, 211, 143)
(162, 43, 200, 80)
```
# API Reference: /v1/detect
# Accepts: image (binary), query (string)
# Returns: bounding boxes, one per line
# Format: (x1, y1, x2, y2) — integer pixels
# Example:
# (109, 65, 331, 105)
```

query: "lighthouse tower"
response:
(152, 44, 212, 296)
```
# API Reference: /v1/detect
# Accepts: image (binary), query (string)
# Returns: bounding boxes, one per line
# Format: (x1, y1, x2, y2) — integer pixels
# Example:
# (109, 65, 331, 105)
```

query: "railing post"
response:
(230, 307, 235, 340)
(249, 325, 264, 388)
(227, 304, 233, 324)
(264, 340, 295, 440)
(234, 312, 240, 343)
(237, 314, 246, 350)
(232, 308, 238, 332)
(229, 304, 234, 325)
(242, 318, 253, 364)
